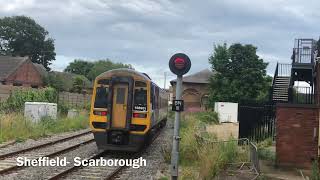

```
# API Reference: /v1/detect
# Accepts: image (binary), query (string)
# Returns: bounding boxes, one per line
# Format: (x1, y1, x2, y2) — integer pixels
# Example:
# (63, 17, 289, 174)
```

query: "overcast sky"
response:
(1, 0, 319, 87)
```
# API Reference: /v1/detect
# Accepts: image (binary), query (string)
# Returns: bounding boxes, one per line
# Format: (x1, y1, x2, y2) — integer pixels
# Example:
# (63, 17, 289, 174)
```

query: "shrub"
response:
(0, 87, 57, 112)
(193, 111, 219, 124)
(257, 138, 275, 161)
(311, 161, 320, 180)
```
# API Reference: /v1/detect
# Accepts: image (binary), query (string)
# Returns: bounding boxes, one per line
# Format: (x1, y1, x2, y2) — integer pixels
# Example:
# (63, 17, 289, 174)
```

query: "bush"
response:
(257, 138, 275, 161)
(311, 161, 320, 180)
(193, 111, 219, 124)
(0, 87, 57, 112)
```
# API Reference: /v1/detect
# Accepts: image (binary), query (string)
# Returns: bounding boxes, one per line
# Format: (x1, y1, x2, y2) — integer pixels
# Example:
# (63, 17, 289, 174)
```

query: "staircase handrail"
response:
(272, 62, 279, 87)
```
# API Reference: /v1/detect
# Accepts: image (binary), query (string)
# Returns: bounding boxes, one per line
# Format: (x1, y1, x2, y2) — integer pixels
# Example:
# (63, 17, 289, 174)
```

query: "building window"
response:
(31, 85, 39, 89)
(1, 81, 5, 85)
(13, 82, 22, 86)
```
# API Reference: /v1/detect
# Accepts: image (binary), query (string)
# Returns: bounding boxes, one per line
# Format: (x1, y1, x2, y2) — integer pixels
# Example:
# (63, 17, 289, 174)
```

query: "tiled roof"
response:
(0, 56, 28, 80)
(170, 69, 214, 84)
(33, 63, 48, 77)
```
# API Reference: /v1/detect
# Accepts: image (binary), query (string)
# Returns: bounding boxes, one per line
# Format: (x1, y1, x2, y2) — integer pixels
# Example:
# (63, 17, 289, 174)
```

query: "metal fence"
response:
(238, 103, 275, 142)
(288, 86, 315, 104)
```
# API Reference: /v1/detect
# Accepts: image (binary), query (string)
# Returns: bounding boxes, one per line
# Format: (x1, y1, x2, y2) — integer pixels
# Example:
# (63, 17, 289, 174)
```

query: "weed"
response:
(0, 112, 88, 143)
(311, 161, 320, 180)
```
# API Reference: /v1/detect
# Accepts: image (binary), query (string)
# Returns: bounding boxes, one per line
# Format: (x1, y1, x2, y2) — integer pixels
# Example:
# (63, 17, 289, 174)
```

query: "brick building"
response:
(170, 69, 214, 111)
(0, 56, 47, 88)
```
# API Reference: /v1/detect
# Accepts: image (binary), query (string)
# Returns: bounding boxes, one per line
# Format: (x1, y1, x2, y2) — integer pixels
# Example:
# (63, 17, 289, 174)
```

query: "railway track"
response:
(48, 126, 164, 180)
(0, 130, 93, 175)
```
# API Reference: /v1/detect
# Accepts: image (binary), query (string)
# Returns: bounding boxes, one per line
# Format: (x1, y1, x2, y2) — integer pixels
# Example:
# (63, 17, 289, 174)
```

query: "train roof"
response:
(96, 68, 151, 81)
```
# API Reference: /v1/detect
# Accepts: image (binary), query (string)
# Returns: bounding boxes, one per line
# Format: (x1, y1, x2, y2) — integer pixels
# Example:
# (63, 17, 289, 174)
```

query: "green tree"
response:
(87, 59, 132, 80)
(208, 43, 270, 105)
(71, 75, 86, 93)
(0, 16, 55, 70)
(64, 59, 94, 78)
(43, 73, 65, 92)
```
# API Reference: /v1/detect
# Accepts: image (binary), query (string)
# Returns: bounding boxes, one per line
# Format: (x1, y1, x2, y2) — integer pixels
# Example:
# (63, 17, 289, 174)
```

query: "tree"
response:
(64, 59, 94, 78)
(64, 59, 132, 81)
(208, 43, 270, 106)
(71, 75, 86, 93)
(0, 16, 55, 70)
(43, 72, 65, 92)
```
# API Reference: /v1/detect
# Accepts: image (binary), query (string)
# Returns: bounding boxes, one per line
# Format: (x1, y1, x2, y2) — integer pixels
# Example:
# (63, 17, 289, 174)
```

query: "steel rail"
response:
(0, 138, 95, 175)
(0, 130, 91, 159)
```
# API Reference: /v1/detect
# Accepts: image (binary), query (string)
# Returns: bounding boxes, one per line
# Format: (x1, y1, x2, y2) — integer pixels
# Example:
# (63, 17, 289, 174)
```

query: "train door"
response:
(112, 83, 128, 128)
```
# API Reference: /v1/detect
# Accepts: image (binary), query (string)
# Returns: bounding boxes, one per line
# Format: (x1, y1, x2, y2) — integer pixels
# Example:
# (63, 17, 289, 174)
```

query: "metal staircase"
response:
(271, 63, 291, 102)
(271, 38, 317, 104)
(272, 76, 290, 101)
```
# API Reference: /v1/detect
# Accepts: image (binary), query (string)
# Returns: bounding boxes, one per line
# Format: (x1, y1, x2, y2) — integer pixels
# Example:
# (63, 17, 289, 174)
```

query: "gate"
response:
(238, 103, 275, 142)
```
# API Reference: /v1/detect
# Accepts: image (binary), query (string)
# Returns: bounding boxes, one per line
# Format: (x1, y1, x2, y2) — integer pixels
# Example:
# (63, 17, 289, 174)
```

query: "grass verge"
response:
(0, 112, 88, 143)
(162, 111, 247, 179)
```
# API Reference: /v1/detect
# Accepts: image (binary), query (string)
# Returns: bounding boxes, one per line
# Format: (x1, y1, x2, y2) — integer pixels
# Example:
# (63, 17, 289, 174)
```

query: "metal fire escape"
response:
(271, 39, 317, 104)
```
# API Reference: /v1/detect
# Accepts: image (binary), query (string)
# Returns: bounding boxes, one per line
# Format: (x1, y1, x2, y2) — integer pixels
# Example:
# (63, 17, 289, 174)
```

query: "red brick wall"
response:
(6, 60, 43, 87)
(276, 104, 319, 168)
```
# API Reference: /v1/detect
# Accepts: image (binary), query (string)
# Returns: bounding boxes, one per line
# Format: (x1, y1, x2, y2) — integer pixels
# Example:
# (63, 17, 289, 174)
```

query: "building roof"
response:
(0, 56, 49, 81)
(0, 56, 29, 80)
(170, 69, 214, 85)
(33, 63, 48, 77)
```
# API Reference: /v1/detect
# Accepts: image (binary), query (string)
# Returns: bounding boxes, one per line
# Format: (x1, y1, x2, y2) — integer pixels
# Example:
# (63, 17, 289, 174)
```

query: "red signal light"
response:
(174, 57, 185, 69)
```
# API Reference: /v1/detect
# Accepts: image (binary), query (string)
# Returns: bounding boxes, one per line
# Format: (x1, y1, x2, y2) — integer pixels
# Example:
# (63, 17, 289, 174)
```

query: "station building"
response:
(170, 69, 214, 111)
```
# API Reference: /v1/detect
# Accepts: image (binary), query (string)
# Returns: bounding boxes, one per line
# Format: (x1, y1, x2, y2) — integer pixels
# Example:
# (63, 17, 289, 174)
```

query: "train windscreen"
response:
(94, 86, 109, 108)
(134, 89, 147, 111)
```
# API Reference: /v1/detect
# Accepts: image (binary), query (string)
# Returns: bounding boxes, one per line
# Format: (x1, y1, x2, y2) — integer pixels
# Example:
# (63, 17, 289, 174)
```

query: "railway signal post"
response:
(169, 53, 191, 180)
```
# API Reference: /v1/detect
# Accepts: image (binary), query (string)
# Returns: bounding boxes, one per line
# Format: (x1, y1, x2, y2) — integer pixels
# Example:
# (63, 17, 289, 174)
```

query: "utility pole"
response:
(164, 72, 167, 89)
(169, 53, 191, 180)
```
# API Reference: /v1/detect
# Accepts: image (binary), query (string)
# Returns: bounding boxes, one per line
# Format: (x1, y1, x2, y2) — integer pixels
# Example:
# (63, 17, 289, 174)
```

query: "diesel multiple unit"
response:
(89, 68, 168, 151)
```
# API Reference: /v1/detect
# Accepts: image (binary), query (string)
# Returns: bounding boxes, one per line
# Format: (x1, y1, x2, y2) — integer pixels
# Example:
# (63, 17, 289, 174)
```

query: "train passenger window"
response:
(94, 86, 109, 108)
(134, 89, 147, 111)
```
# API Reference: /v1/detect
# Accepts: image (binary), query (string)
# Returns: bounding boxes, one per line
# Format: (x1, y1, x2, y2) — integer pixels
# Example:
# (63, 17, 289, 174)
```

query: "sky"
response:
(1, 0, 320, 88)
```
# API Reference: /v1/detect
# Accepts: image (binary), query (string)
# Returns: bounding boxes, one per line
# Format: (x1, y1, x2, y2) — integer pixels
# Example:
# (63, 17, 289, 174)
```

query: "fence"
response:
(238, 102, 275, 142)
(58, 92, 91, 107)
(0, 85, 92, 107)
(288, 86, 315, 104)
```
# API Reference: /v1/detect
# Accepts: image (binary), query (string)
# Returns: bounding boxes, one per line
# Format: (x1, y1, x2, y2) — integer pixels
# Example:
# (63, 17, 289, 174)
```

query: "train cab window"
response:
(94, 86, 109, 108)
(133, 88, 147, 111)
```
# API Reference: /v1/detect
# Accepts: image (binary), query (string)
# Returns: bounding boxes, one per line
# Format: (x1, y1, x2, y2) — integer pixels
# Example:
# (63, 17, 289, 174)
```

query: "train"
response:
(89, 68, 168, 151)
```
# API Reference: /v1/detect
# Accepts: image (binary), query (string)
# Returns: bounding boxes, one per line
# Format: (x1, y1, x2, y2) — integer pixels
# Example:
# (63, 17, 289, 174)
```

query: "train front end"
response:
(89, 69, 151, 152)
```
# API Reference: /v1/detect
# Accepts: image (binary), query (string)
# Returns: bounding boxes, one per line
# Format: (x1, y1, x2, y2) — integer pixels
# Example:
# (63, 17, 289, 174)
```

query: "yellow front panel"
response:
(112, 84, 128, 128)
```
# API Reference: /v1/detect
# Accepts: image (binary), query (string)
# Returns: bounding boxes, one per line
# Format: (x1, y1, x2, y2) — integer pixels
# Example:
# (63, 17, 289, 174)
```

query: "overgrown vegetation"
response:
(311, 161, 320, 180)
(257, 138, 275, 162)
(0, 87, 57, 112)
(0, 87, 90, 143)
(163, 111, 248, 179)
(0, 113, 88, 143)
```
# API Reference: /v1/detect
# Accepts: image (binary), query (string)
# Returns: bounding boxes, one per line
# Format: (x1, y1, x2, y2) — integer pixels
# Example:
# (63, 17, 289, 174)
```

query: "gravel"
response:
(116, 119, 174, 180)
(0, 119, 175, 180)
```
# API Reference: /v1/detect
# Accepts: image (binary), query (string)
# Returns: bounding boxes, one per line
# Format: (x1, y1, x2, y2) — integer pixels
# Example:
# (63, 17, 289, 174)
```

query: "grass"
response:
(161, 111, 246, 179)
(257, 138, 275, 162)
(0, 112, 88, 143)
(311, 161, 320, 180)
